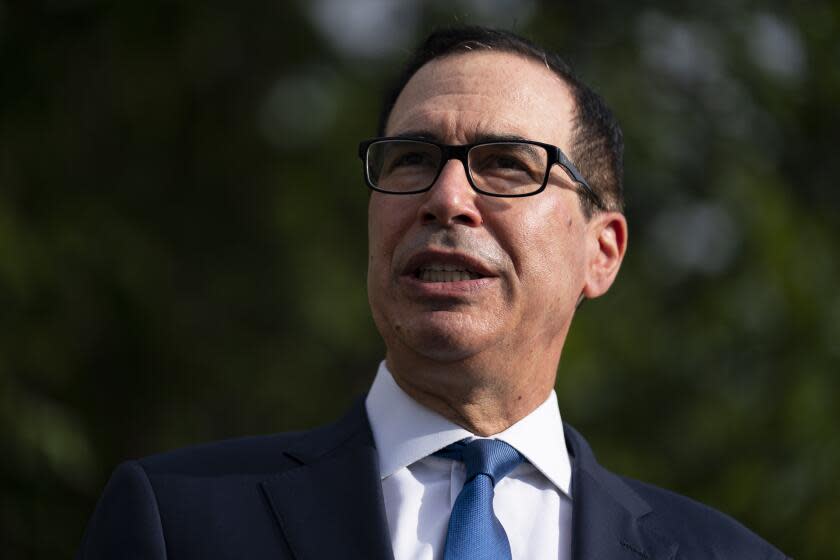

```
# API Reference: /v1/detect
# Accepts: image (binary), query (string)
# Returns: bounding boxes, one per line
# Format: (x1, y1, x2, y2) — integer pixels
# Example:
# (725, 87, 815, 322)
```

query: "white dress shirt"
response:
(365, 362, 573, 560)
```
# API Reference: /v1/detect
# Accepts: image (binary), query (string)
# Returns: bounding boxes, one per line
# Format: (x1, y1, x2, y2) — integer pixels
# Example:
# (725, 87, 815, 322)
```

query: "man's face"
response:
(367, 51, 608, 367)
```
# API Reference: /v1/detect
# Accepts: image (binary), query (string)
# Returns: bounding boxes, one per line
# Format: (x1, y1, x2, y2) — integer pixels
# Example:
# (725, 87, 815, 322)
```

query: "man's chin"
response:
(394, 313, 498, 363)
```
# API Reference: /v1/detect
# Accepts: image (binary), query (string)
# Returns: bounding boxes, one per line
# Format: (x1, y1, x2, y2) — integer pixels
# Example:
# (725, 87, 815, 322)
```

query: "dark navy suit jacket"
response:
(77, 399, 788, 559)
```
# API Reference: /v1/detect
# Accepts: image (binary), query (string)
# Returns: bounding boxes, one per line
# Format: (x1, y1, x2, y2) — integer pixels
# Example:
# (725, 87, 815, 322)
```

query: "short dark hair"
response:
(377, 26, 624, 214)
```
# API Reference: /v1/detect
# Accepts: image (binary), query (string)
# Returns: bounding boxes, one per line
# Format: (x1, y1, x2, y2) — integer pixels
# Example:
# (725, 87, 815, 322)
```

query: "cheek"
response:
(505, 200, 586, 300)
(367, 198, 414, 281)
(367, 226, 391, 289)
(493, 200, 570, 277)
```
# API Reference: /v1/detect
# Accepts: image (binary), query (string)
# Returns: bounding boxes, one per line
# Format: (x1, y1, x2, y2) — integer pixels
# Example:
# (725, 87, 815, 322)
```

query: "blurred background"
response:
(2, 0, 838, 557)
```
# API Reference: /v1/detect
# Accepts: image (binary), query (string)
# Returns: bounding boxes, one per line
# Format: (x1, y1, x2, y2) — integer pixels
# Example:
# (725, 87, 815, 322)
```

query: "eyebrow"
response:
(391, 130, 532, 144)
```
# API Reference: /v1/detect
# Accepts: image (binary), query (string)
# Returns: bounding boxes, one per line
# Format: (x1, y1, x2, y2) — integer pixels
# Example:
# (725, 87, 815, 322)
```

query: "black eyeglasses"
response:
(358, 137, 602, 207)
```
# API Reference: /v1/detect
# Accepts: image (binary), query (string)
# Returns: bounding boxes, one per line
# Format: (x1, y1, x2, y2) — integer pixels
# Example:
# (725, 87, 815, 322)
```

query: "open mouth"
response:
(414, 264, 483, 283)
(402, 250, 495, 287)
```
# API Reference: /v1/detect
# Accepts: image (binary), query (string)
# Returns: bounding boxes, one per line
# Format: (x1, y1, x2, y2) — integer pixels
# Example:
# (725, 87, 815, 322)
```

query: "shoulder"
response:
(79, 399, 373, 559)
(621, 476, 787, 559)
(563, 424, 787, 559)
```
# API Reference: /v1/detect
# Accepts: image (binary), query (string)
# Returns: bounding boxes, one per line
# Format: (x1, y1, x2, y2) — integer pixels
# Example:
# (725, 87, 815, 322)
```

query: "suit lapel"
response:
(260, 401, 394, 560)
(259, 401, 680, 560)
(566, 426, 679, 560)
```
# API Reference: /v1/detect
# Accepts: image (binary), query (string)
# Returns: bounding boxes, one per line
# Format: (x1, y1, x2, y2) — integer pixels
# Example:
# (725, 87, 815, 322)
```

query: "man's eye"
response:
(474, 153, 532, 175)
(392, 152, 428, 167)
(384, 150, 437, 173)
(485, 155, 528, 170)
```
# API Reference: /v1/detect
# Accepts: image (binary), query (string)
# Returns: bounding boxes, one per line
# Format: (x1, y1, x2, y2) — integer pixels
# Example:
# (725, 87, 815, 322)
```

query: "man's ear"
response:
(582, 211, 628, 299)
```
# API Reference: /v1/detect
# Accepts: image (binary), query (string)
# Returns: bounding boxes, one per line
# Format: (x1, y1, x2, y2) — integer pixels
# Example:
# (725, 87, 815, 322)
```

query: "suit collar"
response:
(565, 424, 679, 560)
(260, 399, 394, 560)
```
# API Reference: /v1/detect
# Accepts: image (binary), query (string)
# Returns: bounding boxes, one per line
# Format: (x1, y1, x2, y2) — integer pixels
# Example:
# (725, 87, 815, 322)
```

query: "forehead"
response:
(386, 51, 576, 149)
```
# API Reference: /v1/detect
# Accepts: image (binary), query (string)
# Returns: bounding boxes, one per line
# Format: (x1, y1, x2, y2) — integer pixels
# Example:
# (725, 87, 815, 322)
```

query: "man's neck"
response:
(385, 352, 559, 436)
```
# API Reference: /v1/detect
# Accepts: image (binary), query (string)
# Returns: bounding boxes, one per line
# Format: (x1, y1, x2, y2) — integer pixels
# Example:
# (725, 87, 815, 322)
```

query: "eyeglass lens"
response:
(366, 140, 557, 195)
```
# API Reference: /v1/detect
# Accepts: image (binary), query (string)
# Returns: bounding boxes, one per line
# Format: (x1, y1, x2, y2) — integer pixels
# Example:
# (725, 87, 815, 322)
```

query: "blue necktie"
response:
(435, 439, 525, 560)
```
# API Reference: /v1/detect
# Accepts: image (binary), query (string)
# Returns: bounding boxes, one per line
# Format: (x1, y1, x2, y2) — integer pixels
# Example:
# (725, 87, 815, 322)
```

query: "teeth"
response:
(418, 269, 478, 282)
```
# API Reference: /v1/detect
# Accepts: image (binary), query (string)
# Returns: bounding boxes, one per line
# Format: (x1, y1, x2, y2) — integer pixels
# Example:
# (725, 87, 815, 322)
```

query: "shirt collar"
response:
(365, 361, 572, 497)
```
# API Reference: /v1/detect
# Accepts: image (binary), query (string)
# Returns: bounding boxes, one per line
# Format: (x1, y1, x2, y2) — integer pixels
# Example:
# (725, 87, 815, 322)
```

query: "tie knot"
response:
(435, 439, 524, 485)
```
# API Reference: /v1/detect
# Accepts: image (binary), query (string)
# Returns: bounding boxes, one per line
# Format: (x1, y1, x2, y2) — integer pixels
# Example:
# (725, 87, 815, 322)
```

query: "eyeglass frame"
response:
(358, 136, 603, 209)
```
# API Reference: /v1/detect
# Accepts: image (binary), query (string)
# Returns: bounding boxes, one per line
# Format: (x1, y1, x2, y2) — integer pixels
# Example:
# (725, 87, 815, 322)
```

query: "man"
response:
(77, 26, 788, 559)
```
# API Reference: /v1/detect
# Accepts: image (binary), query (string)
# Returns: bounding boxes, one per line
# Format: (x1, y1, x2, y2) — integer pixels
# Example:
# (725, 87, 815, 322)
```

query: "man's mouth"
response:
(401, 250, 496, 289)
(415, 263, 483, 283)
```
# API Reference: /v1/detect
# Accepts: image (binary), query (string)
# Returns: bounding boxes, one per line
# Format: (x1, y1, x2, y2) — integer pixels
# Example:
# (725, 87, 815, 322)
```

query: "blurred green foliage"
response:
(1, 1, 838, 558)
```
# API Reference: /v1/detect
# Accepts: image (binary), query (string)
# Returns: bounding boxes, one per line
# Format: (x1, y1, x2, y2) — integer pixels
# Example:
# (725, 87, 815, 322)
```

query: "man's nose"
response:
(417, 159, 482, 227)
